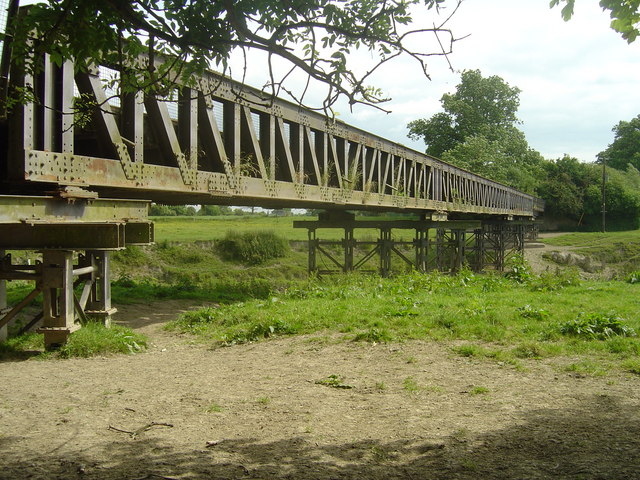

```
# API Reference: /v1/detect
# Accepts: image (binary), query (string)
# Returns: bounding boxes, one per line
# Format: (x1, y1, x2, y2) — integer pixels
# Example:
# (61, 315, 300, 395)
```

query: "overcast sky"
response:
(231, 0, 639, 163)
(343, 0, 640, 162)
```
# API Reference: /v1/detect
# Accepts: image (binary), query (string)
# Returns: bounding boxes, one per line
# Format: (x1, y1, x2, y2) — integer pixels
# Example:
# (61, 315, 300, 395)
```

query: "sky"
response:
(230, 0, 640, 163)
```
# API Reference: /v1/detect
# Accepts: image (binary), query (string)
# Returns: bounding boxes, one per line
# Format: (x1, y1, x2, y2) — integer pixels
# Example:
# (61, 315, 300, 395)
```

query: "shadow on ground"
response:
(2, 394, 639, 480)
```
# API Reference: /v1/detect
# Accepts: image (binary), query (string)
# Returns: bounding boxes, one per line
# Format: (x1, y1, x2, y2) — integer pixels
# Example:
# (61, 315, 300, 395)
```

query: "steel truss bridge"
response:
(0, 3, 543, 347)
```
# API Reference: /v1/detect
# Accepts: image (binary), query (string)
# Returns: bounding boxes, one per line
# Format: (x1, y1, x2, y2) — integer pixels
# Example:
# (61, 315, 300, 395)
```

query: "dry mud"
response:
(2, 242, 640, 479)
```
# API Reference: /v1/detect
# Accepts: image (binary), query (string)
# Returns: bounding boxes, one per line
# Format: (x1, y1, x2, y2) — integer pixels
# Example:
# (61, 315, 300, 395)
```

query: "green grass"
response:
(151, 215, 420, 243)
(167, 269, 640, 374)
(0, 323, 147, 359)
(542, 230, 640, 248)
(542, 230, 640, 272)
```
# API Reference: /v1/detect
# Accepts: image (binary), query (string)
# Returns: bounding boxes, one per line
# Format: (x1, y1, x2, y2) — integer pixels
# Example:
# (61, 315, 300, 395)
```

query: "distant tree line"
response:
(408, 70, 640, 231)
(149, 205, 297, 217)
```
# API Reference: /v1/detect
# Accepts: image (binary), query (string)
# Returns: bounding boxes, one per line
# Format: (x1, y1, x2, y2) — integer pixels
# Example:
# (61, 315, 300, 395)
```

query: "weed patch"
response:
(315, 374, 354, 389)
(353, 326, 391, 343)
(517, 305, 550, 321)
(627, 271, 640, 284)
(560, 313, 636, 340)
(58, 323, 147, 358)
(469, 386, 490, 395)
(216, 230, 289, 265)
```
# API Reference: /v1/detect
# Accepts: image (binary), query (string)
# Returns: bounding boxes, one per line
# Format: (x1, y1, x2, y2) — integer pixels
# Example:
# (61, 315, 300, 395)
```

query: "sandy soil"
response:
(2, 294, 640, 480)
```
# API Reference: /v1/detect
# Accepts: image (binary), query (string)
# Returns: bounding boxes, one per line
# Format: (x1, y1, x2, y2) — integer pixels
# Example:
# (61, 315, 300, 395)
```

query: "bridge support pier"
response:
(0, 250, 117, 349)
(294, 213, 483, 276)
(478, 222, 527, 271)
(295, 214, 535, 276)
(0, 195, 152, 347)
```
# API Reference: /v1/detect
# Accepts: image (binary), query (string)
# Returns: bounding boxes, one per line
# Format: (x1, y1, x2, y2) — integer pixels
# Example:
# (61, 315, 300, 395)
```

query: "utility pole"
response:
(602, 156, 606, 233)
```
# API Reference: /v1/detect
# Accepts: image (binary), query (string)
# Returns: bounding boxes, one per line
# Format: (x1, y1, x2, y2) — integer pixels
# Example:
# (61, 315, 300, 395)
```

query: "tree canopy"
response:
(550, 0, 640, 43)
(407, 69, 522, 157)
(597, 114, 640, 171)
(406, 69, 541, 193)
(11, 0, 463, 114)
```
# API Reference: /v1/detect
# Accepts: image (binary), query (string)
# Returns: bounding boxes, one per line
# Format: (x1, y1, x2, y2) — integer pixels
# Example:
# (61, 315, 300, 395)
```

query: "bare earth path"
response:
(2, 294, 640, 480)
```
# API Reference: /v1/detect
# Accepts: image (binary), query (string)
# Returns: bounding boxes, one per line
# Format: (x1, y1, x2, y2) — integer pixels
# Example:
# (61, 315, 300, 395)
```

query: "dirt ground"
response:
(2, 243, 640, 479)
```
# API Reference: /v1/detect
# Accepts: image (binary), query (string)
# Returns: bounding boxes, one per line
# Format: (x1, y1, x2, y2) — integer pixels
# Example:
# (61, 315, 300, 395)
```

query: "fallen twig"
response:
(130, 474, 178, 480)
(108, 422, 174, 438)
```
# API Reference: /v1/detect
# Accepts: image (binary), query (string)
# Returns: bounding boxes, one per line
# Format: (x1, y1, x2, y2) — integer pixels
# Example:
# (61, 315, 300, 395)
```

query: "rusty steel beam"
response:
(4, 48, 544, 218)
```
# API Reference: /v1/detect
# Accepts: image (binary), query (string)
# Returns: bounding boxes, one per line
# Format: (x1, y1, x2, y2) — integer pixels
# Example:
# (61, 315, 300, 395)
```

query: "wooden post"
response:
(343, 227, 354, 272)
(435, 228, 445, 272)
(308, 229, 318, 274)
(379, 228, 392, 277)
(473, 228, 484, 272)
(0, 249, 6, 342)
(414, 229, 428, 273)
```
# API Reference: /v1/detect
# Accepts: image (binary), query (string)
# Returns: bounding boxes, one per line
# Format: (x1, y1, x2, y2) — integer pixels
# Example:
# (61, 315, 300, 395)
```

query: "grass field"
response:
(152, 214, 417, 242)
(542, 229, 640, 272)
(4, 219, 640, 368)
(152, 215, 313, 242)
(167, 266, 640, 375)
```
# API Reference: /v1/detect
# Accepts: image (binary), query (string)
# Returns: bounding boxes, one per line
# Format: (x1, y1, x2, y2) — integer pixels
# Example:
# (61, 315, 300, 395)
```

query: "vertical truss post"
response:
(343, 227, 355, 272)
(308, 229, 318, 274)
(436, 228, 445, 272)
(84, 251, 116, 327)
(414, 228, 428, 273)
(122, 80, 145, 164)
(453, 229, 465, 272)
(0, 250, 6, 342)
(379, 228, 392, 277)
(496, 224, 506, 271)
(516, 224, 525, 253)
(473, 228, 484, 272)
(38, 250, 77, 350)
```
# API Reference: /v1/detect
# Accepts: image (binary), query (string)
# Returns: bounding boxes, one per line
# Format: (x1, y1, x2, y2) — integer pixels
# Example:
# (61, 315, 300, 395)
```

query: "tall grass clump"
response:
(216, 230, 290, 265)
(58, 323, 147, 358)
(1, 323, 147, 359)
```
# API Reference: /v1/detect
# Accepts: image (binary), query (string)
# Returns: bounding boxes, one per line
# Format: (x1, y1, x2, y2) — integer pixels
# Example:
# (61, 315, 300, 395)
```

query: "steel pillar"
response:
(0, 249, 118, 349)
(80, 251, 116, 326)
(37, 250, 78, 350)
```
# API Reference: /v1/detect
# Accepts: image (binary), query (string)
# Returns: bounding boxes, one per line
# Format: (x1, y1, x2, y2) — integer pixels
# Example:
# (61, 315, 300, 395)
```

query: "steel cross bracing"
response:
(3, 53, 544, 217)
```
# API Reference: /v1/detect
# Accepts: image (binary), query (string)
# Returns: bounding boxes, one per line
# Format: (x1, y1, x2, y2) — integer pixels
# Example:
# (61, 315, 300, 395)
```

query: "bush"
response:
(504, 253, 532, 284)
(216, 230, 290, 265)
(559, 313, 636, 340)
(531, 268, 580, 291)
